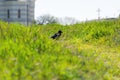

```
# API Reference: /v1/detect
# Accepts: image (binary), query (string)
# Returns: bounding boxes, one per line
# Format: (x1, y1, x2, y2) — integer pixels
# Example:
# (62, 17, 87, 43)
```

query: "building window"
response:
(7, 9, 10, 19)
(18, 9, 21, 18)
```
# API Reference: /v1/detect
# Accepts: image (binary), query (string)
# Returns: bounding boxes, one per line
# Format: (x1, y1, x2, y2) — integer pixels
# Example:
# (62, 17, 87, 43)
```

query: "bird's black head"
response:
(58, 30, 62, 33)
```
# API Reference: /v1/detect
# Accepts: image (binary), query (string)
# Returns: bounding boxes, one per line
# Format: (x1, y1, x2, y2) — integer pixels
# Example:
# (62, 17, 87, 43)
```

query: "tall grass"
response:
(0, 20, 120, 80)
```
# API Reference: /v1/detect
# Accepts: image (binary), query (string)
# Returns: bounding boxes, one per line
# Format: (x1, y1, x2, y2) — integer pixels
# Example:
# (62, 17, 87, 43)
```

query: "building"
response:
(0, 0, 35, 25)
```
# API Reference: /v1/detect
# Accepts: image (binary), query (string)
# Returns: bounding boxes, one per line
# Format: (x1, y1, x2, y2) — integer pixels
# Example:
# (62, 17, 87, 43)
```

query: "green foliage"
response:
(0, 20, 120, 80)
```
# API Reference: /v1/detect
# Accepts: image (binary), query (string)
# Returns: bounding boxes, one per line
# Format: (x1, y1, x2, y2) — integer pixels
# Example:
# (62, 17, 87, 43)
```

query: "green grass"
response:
(0, 20, 120, 80)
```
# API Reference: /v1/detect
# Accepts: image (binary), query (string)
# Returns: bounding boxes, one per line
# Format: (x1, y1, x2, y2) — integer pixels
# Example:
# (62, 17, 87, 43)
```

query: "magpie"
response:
(51, 30, 62, 39)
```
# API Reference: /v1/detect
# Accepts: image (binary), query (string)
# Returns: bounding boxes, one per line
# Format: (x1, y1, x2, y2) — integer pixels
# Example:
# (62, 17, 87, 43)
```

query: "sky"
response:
(35, 0, 120, 21)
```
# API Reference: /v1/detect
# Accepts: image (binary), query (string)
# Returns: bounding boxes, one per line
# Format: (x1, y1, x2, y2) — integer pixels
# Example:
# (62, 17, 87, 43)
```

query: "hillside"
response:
(0, 20, 120, 80)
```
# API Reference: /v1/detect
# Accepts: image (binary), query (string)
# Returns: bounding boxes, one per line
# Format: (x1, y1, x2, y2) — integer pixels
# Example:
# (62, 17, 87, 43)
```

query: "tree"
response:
(36, 14, 58, 25)
(58, 17, 79, 25)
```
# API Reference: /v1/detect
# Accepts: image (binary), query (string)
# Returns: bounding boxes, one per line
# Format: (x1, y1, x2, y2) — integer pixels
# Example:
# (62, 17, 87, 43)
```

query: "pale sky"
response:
(35, 0, 120, 21)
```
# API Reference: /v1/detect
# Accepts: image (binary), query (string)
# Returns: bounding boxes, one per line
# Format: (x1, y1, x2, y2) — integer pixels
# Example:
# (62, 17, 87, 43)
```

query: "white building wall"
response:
(0, 0, 35, 25)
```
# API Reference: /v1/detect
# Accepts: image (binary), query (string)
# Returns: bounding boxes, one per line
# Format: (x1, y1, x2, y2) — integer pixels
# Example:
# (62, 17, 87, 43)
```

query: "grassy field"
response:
(0, 20, 120, 80)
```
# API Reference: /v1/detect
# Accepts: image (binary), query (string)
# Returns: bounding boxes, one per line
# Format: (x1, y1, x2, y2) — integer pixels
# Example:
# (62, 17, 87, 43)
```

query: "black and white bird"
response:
(51, 30, 62, 39)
